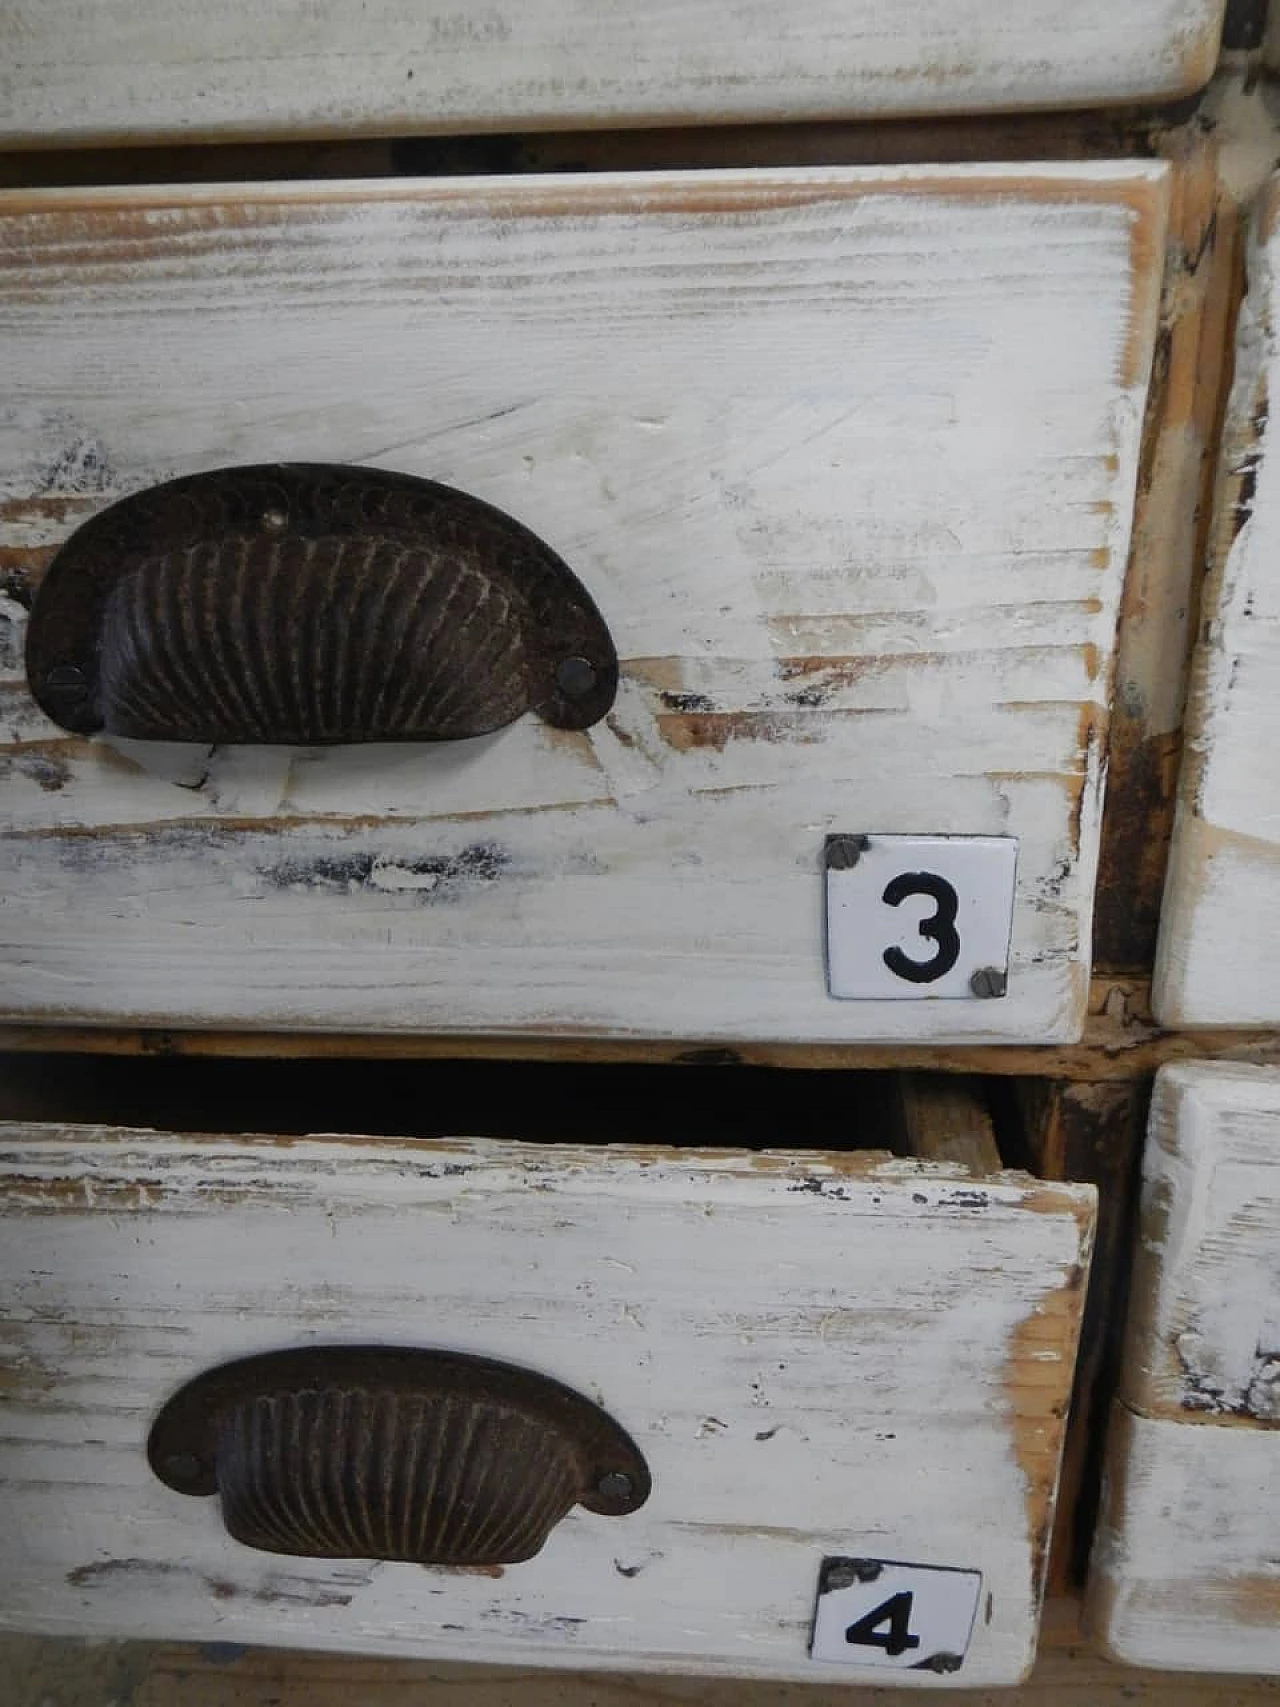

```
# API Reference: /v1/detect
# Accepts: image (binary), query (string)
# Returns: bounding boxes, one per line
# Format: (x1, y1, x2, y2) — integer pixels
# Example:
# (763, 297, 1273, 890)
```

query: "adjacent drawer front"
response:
(0, 166, 1169, 1044)
(1087, 1063, 1280, 1673)
(0, 1126, 1093, 1684)
(0, 3, 1224, 147)
(1155, 175, 1280, 1028)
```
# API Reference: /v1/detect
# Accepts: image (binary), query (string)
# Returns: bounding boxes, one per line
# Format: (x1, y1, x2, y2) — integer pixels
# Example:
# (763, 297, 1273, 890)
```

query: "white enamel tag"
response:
(824, 834, 1017, 1000)
(810, 1557, 983, 1672)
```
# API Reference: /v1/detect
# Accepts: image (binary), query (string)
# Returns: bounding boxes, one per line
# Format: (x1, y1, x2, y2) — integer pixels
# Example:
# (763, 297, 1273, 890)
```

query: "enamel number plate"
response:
(824, 834, 1018, 1001)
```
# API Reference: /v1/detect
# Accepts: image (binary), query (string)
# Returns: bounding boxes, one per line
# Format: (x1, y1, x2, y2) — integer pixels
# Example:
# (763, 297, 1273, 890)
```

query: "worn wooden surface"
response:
(0, 1125, 1092, 1684)
(7, 978, 1280, 1077)
(1087, 1062, 1280, 1673)
(0, 168, 1168, 1045)
(0, 2, 1225, 148)
(898, 1074, 1000, 1173)
(1155, 174, 1280, 1025)
(1094, 145, 1240, 973)
(1016, 1081, 1149, 1592)
(1115, 1061, 1280, 1422)
(1091, 1406, 1280, 1674)
(6, 1601, 1280, 1705)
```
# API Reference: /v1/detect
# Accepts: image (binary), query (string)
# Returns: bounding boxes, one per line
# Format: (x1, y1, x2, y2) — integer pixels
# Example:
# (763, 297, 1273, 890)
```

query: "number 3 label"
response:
(824, 835, 1017, 1002)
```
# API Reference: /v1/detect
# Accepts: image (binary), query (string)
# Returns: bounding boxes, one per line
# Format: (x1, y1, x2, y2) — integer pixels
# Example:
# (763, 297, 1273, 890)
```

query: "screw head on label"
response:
(824, 833, 870, 871)
(968, 966, 1008, 999)
(824, 1559, 883, 1591)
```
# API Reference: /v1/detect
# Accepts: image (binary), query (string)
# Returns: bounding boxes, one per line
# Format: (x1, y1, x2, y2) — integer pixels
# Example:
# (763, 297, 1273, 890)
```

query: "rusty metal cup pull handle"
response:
(25, 463, 619, 744)
(147, 1346, 650, 1567)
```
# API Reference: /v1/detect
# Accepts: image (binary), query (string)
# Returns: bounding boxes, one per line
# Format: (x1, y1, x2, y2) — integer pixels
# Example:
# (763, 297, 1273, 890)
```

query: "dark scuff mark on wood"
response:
(1094, 726, 1184, 970)
(67, 1558, 355, 1608)
(1230, 389, 1270, 546)
(6, 754, 69, 792)
(658, 689, 715, 714)
(0, 559, 38, 606)
(260, 842, 511, 899)
(672, 1047, 744, 1067)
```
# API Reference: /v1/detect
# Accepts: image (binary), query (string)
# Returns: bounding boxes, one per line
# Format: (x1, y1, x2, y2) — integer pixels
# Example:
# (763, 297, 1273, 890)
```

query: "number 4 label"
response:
(824, 834, 1017, 1001)
(810, 1558, 983, 1672)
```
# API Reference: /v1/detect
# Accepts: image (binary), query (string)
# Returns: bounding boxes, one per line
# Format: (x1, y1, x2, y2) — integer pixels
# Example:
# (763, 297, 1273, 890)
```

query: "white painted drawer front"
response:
(1088, 1064, 1280, 1673)
(1155, 177, 1280, 1027)
(0, 167, 1169, 1044)
(0, 2, 1224, 147)
(0, 1127, 1093, 1685)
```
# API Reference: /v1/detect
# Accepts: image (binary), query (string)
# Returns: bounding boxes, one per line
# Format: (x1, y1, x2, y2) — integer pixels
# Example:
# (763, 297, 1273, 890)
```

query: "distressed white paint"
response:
(1123, 1062, 1280, 1420)
(0, 168, 1170, 1043)
(0, 0, 1224, 146)
(1091, 1409, 1280, 1674)
(1155, 180, 1280, 1026)
(1087, 1063, 1280, 1674)
(0, 1127, 1093, 1684)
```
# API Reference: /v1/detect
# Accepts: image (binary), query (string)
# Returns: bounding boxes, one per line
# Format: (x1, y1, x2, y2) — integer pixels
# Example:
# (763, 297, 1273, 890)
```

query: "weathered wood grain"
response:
(0, 2, 1225, 148)
(1017, 1081, 1150, 1592)
(0, 168, 1170, 1044)
(1087, 1062, 1280, 1673)
(898, 1074, 1000, 1173)
(10, 977, 1280, 1077)
(1154, 175, 1280, 1025)
(1090, 1406, 1280, 1673)
(9, 1599, 1280, 1707)
(1093, 145, 1240, 973)
(0, 1126, 1093, 1684)
(1117, 1061, 1280, 1422)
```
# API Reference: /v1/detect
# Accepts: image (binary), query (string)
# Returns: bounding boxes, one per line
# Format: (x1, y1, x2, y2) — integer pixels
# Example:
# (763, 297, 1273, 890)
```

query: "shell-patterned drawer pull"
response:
(146, 1345, 650, 1566)
(25, 463, 619, 746)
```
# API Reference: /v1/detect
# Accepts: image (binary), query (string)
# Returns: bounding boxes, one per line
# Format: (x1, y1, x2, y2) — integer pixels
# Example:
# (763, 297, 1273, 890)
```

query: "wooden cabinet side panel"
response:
(1087, 1063, 1280, 1675)
(1155, 178, 1280, 1026)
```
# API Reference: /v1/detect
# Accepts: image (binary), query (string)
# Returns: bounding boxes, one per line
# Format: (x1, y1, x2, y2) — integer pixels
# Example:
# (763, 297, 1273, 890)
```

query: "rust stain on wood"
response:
(1095, 154, 1241, 974)
(656, 710, 830, 753)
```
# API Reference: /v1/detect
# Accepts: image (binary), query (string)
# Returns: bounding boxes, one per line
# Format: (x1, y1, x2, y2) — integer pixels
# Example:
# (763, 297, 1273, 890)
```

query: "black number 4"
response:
(845, 1590, 921, 1657)
(881, 871, 961, 985)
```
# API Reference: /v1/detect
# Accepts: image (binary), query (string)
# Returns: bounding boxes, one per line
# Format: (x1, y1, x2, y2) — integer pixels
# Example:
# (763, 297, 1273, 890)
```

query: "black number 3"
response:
(881, 871, 961, 984)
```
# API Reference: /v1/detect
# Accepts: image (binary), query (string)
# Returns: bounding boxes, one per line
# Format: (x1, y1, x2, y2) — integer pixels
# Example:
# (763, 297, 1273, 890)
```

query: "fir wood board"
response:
(0, 167, 1170, 1044)
(0, 1, 1225, 148)
(0, 1126, 1094, 1684)
(1086, 1063, 1280, 1674)
(1154, 176, 1280, 1026)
